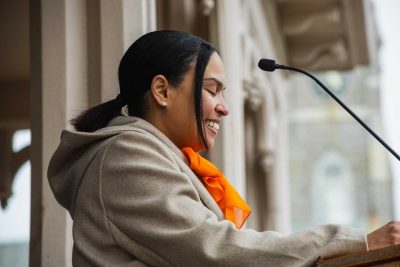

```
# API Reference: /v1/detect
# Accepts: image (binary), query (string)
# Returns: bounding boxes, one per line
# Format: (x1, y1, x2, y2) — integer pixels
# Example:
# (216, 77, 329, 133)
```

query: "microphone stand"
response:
(258, 59, 400, 162)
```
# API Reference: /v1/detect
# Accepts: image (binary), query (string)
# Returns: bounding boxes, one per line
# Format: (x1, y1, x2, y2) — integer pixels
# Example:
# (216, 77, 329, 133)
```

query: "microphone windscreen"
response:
(258, 59, 277, 72)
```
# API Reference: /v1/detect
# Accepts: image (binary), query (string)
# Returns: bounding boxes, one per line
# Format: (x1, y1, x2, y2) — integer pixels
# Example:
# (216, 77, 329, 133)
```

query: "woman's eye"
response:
(205, 89, 217, 96)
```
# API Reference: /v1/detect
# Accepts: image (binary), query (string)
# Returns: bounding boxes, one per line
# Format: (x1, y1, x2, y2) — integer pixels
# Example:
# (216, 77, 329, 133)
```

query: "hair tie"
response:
(114, 93, 127, 107)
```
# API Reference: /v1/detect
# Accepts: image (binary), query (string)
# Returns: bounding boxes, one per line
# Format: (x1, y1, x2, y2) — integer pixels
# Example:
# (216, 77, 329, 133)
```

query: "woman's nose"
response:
(216, 100, 229, 116)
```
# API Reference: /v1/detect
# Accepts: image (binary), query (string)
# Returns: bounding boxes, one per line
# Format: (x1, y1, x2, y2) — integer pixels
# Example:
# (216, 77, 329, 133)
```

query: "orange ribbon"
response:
(181, 147, 251, 229)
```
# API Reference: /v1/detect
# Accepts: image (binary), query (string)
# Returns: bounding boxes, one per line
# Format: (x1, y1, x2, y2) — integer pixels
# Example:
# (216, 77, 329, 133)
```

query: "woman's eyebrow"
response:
(203, 77, 226, 90)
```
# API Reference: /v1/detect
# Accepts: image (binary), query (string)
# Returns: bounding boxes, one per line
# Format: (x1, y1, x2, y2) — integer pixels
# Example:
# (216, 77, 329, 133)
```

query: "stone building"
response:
(288, 67, 393, 232)
(285, 0, 393, 232)
(0, 0, 388, 266)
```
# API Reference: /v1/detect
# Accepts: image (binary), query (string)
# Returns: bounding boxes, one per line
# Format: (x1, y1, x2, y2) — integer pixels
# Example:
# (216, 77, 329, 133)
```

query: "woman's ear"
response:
(150, 75, 169, 107)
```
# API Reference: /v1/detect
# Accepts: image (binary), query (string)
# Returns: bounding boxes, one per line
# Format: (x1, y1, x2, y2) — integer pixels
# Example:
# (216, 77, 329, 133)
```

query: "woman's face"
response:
(165, 52, 229, 151)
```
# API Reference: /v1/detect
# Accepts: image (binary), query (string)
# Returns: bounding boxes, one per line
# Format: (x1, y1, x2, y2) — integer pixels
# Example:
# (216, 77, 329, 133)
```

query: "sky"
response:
(0, 130, 30, 243)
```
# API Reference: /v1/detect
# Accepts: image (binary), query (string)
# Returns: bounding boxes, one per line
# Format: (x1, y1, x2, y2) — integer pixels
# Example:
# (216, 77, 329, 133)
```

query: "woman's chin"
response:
(205, 139, 215, 150)
(184, 135, 215, 151)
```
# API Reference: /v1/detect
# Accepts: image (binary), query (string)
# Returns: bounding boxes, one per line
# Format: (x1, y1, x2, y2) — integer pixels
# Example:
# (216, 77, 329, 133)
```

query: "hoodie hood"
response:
(47, 116, 176, 217)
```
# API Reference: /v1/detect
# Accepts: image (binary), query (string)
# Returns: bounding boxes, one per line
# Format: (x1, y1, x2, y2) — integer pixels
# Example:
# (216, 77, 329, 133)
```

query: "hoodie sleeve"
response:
(100, 131, 366, 267)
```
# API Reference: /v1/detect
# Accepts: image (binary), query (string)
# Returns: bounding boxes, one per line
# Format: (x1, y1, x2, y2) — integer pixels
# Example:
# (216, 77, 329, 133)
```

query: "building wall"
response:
(286, 1, 393, 232)
(288, 66, 393, 232)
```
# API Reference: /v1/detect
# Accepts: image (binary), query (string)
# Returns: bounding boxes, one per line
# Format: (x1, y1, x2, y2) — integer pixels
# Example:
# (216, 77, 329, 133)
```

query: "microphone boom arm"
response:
(261, 60, 400, 162)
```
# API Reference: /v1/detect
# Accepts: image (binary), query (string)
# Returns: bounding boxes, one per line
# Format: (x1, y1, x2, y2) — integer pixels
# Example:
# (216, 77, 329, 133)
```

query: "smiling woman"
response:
(47, 30, 400, 267)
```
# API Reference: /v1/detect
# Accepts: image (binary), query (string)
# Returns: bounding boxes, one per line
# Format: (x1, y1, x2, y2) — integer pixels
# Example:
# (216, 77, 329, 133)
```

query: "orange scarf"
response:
(181, 147, 251, 229)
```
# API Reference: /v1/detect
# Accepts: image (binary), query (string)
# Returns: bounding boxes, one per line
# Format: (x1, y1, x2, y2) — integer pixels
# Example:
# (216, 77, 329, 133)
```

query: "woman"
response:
(48, 30, 400, 266)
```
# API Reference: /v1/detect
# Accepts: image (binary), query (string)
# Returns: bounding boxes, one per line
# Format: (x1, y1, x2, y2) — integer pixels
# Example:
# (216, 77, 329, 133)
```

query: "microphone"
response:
(258, 58, 400, 162)
(258, 59, 283, 72)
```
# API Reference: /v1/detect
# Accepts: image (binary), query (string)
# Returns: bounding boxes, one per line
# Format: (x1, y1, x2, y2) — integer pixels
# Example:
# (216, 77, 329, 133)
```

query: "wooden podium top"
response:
(317, 244, 400, 267)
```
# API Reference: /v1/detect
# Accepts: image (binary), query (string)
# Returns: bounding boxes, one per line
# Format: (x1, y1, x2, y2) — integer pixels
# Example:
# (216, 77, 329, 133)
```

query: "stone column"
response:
(30, 0, 155, 266)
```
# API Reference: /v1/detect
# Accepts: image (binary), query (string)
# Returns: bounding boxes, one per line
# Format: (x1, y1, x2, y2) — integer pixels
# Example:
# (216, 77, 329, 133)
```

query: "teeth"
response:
(206, 120, 219, 130)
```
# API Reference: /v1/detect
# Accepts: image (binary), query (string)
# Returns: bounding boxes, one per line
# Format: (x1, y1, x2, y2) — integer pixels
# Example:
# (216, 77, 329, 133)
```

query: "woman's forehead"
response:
(203, 53, 225, 84)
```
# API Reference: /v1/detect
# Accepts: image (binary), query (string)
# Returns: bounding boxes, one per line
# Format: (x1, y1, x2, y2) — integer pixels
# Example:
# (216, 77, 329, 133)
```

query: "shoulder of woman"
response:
(100, 129, 183, 172)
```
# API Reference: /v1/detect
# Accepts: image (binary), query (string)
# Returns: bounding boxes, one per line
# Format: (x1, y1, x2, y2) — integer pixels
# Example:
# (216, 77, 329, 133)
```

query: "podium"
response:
(317, 245, 400, 266)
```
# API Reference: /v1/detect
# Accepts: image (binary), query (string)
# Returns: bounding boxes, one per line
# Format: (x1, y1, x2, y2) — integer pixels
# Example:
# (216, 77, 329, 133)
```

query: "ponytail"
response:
(70, 97, 123, 132)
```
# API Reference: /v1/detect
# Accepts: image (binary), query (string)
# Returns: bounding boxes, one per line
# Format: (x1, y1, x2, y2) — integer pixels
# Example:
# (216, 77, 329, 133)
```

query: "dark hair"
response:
(71, 30, 216, 149)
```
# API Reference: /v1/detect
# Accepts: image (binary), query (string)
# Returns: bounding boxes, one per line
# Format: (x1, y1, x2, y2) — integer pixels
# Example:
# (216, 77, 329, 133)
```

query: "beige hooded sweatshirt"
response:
(48, 116, 366, 267)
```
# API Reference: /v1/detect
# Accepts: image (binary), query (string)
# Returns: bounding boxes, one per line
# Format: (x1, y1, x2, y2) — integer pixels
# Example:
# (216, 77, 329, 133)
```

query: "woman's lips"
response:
(205, 120, 219, 135)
